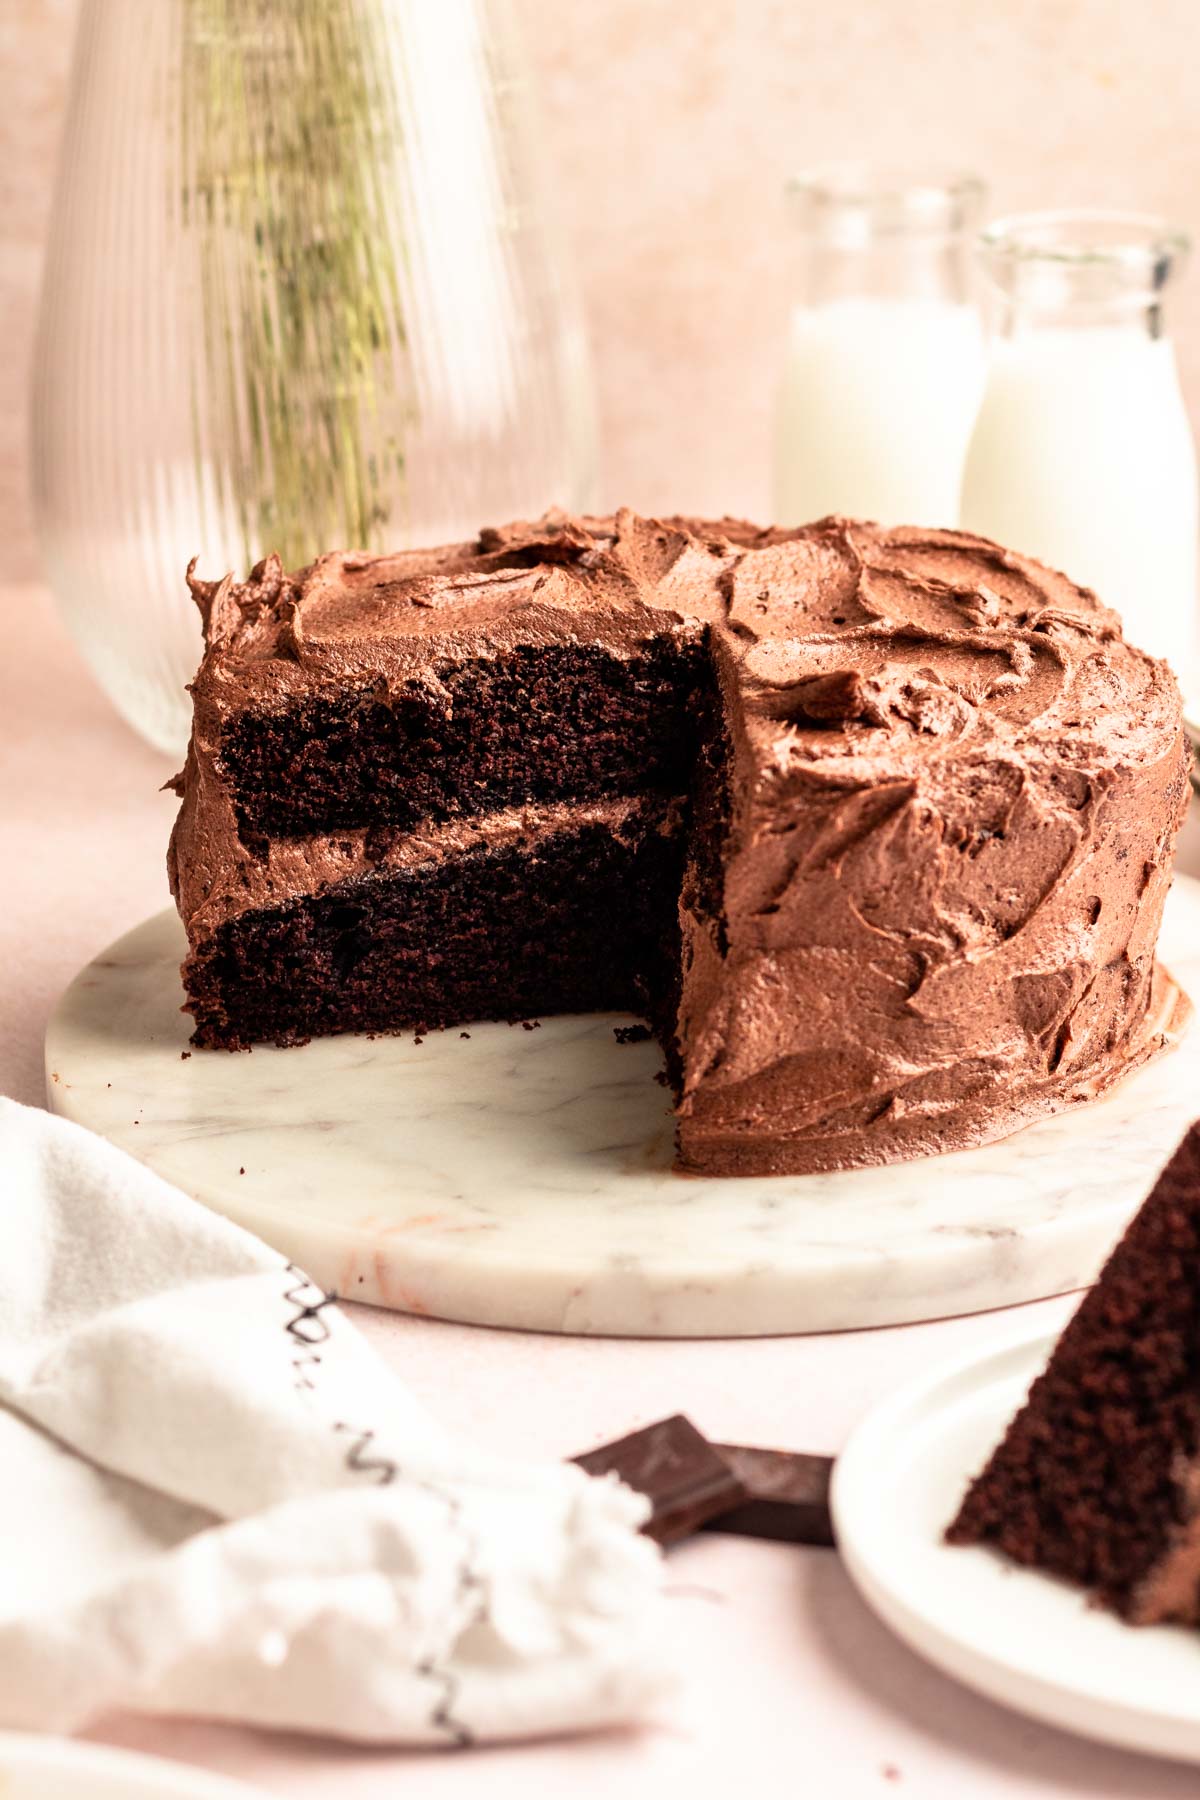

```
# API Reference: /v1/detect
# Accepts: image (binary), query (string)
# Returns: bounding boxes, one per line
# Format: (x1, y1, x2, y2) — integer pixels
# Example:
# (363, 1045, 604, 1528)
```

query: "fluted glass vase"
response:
(32, 0, 596, 755)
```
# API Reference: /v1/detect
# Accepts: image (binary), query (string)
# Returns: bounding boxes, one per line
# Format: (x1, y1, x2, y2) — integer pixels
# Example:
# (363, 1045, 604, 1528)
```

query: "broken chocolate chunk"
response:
(572, 1413, 746, 1545)
(704, 1444, 835, 1546)
(572, 1416, 836, 1549)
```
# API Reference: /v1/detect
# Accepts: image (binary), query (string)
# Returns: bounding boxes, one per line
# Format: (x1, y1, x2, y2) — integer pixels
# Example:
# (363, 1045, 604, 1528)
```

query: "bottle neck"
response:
(988, 288, 1171, 343)
(977, 213, 1189, 344)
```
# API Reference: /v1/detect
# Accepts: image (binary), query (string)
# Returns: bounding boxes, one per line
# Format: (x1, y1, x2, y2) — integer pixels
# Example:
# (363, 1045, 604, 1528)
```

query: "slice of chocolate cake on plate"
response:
(948, 1123, 1200, 1624)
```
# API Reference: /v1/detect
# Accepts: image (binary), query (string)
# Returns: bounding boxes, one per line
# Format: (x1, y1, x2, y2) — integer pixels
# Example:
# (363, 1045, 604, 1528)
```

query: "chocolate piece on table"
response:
(704, 1444, 835, 1547)
(572, 1414, 747, 1545)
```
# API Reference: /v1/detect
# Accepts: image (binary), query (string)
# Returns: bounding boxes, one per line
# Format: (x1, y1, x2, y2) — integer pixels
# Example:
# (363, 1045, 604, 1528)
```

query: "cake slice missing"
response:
(947, 1123, 1200, 1623)
(168, 508, 1191, 1176)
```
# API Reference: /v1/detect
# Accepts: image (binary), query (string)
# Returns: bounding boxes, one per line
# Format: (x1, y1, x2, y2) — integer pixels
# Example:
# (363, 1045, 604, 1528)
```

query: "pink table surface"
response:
(5, 580, 1200, 1800)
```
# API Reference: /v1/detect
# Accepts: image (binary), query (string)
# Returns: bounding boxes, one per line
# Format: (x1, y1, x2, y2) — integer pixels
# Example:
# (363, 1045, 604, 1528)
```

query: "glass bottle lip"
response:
(980, 209, 1190, 279)
(785, 165, 987, 242)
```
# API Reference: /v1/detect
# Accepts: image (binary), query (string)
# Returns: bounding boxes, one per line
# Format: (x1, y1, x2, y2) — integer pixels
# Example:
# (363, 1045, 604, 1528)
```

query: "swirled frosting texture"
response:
(169, 509, 1191, 1174)
(675, 519, 1190, 1171)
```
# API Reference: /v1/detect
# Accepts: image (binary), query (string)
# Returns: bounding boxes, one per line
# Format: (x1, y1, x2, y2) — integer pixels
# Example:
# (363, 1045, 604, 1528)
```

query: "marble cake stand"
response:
(45, 878, 1200, 1338)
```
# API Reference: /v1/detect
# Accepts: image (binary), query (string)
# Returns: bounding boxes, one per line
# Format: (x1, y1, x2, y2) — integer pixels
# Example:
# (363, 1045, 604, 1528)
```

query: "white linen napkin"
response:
(0, 1098, 668, 1744)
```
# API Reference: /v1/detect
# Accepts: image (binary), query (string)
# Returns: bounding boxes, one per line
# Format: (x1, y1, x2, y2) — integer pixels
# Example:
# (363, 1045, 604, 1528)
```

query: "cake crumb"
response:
(239, 1166, 245, 1175)
(882, 1766, 902, 1784)
(460, 1031, 471, 1039)
(181, 1051, 191, 1061)
(614, 1023, 652, 1045)
(520, 1019, 540, 1032)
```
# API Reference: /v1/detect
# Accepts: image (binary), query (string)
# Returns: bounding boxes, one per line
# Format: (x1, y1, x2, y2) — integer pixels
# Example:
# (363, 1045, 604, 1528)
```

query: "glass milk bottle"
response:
(773, 168, 987, 529)
(961, 212, 1198, 680)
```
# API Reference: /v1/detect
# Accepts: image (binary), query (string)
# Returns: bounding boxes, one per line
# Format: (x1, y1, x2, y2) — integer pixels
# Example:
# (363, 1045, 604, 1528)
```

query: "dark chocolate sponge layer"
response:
(948, 1123, 1200, 1624)
(183, 801, 685, 1052)
(222, 640, 708, 844)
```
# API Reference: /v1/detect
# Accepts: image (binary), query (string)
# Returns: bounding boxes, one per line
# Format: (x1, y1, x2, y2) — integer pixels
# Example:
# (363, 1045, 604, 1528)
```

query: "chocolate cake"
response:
(168, 509, 1191, 1176)
(948, 1123, 1200, 1624)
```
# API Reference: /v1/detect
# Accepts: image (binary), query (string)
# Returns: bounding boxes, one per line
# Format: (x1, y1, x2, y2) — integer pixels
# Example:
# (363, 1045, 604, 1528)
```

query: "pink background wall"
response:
(4, 0, 1200, 581)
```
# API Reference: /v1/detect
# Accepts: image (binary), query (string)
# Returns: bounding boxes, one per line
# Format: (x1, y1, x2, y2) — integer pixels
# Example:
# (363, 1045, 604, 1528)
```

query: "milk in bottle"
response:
(961, 212, 1198, 683)
(773, 169, 987, 529)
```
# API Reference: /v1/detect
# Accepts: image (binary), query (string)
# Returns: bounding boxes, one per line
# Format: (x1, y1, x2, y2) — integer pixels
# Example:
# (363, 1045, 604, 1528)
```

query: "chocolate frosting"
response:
(170, 509, 1191, 1175)
(675, 519, 1191, 1171)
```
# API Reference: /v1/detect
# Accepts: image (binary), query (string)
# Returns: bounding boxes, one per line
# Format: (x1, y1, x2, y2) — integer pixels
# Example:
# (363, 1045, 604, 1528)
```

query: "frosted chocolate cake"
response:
(168, 509, 1191, 1175)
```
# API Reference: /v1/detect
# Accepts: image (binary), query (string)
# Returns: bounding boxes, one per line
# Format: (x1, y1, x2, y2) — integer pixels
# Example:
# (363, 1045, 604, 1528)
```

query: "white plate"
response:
(0, 1733, 269, 1799)
(833, 1328, 1200, 1763)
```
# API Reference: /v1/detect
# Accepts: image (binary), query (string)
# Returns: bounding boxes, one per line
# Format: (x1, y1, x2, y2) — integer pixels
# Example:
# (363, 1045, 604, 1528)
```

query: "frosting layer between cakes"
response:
(169, 509, 1192, 1176)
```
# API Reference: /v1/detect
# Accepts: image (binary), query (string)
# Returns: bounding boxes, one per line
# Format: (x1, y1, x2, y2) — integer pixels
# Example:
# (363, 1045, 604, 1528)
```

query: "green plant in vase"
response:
(181, 0, 408, 569)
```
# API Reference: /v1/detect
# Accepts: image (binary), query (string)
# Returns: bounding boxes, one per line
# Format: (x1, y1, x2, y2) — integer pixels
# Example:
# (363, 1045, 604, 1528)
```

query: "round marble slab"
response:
(45, 880, 1200, 1337)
